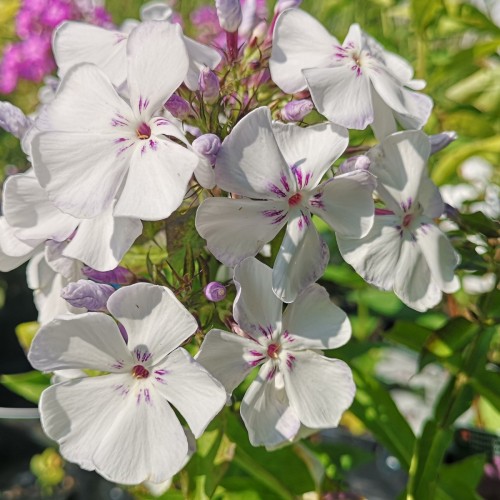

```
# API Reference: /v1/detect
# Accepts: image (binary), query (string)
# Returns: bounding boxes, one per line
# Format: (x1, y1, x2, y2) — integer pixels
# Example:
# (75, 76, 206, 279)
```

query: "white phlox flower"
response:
(195, 107, 375, 302)
(3, 169, 142, 271)
(28, 282, 226, 484)
(196, 258, 355, 449)
(337, 130, 461, 312)
(270, 9, 433, 136)
(31, 21, 201, 221)
(53, 15, 221, 93)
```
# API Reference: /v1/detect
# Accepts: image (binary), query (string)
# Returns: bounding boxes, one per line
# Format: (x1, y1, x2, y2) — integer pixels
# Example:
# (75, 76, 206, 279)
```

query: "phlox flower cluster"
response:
(0, 0, 462, 488)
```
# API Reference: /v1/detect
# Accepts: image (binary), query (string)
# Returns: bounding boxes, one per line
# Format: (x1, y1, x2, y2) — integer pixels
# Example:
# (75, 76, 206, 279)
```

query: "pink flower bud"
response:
(337, 155, 371, 175)
(81, 265, 136, 285)
(429, 131, 457, 154)
(192, 134, 221, 165)
(280, 99, 313, 122)
(199, 67, 220, 104)
(61, 280, 114, 311)
(164, 94, 191, 120)
(204, 282, 227, 302)
(249, 20, 267, 47)
(216, 0, 242, 32)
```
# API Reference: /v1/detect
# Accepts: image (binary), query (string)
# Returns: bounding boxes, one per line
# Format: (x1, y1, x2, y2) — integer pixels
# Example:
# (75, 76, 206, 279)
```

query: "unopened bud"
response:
(429, 131, 457, 154)
(81, 265, 136, 285)
(274, 0, 302, 14)
(61, 280, 114, 311)
(199, 67, 220, 104)
(164, 94, 191, 120)
(337, 155, 371, 175)
(204, 282, 227, 302)
(215, 0, 242, 32)
(249, 20, 267, 47)
(280, 99, 313, 122)
(192, 134, 221, 165)
(140, 1, 173, 21)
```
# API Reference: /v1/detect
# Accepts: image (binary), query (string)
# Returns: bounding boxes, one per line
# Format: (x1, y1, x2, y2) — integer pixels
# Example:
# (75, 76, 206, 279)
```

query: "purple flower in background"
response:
(199, 67, 220, 104)
(165, 95, 192, 120)
(82, 266, 136, 286)
(0, 0, 114, 94)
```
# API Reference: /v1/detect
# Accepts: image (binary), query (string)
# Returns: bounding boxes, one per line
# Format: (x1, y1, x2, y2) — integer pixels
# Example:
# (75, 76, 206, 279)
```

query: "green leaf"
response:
(15, 321, 39, 352)
(0, 371, 51, 404)
(458, 212, 500, 239)
(411, 0, 443, 33)
(349, 366, 415, 470)
(437, 454, 486, 500)
(408, 421, 454, 499)
(385, 321, 432, 352)
(424, 318, 479, 359)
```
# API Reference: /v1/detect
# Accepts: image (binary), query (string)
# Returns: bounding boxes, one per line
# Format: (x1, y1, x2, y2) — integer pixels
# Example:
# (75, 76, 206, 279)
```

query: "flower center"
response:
(132, 365, 150, 379)
(267, 343, 281, 359)
(402, 213, 414, 228)
(288, 193, 302, 207)
(136, 122, 151, 140)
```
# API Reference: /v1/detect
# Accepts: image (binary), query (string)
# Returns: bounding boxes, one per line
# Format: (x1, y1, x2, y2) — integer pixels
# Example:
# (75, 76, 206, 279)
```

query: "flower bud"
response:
(215, 0, 242, 32)
(249, 20, 267, 47)
(337, 155, 371, 175)
(429, 131, 457, 154)
(204, 282, 227, 302)
(280, 99, 313, 122)
(81, 265, 136, 285)
(199, 67, 220, 104)
(61, 280, 115, 311)
(274, 0, 302, 14)
(140, 1, 173, 22)
(164, 94, 191, 120)
(192, 134, 221, 165)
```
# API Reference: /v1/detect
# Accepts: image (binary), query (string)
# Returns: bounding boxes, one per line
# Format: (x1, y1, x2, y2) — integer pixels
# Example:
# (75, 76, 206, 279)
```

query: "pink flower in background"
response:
(0, 0, 113, 94)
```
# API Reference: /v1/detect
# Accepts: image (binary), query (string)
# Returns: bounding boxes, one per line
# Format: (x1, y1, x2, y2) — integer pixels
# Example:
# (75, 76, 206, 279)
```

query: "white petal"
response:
(310, 170, 375, 238)
(44, 240, 82, 280)
(283, 351, 355, 429)
(270, 9, 338, 94)
(193, 157, 215, 189)
(3, 170, 78, 242)
(152, 348, 225, 438)
(41, 375, 189, 484)
(127, 22, 189, 120)
(369, 130, 430, 215)
(233, 258, 283, 339)
(195, 329, 257, 394)
(113, 139, 198, 220)
(64, 208, 142, 271)
(0, 101, 32, 138)
(393, 90, 433, 131)
(183, 36, 222, 91)
(272, 210, 329, 303)
(36, 63, 133, 133)
(337, 214, 403, 291)
(53, 22, 128, 88)
(394, 235, 442, 312)
(107, 283, 198, 363)
(241, 365, 301, 447)
(304, 66, 373, 129)
(0, 217, 39, 271)
(416, 219, 460, 294)
(28, 313, 131, 372)
(369, 66, 414, 116)
(214, 107, 292, 199)
(370, 87, 398, 141)
(271, 121, 348, 190)
(281, 284, 351, 350)
(32, 131, 130, 219)
(419, 177, 444, 218)
(195, 197, 288, 267)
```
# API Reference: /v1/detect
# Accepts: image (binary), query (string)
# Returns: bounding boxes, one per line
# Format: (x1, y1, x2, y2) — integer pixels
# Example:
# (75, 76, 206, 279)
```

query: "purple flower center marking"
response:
(136, 122, 151, 140)
(288, 192, 302, 207)
(267, 343, 281, 359)
(132, 365, 150, 379)
(402, 213, 414, 228)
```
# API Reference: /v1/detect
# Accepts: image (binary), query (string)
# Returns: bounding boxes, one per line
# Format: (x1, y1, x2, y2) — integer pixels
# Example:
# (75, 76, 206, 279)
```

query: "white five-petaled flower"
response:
(28, 282, 226, 485)
(337, 130, 460, 312)
(196, 257, 355, 448)
(195, 107, 375, 302)
(32, 21, 200, 221)
(270, 9, 433, 137)
(2, 169, 142, 271)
